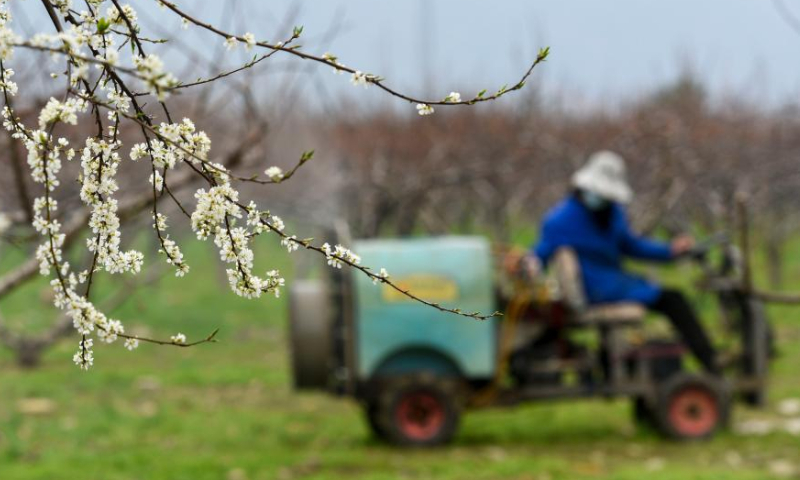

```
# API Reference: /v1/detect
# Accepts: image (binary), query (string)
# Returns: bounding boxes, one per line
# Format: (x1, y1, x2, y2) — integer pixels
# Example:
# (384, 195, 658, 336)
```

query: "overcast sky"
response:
(13, 0, 800, 110)
(217, 0, 800, 108)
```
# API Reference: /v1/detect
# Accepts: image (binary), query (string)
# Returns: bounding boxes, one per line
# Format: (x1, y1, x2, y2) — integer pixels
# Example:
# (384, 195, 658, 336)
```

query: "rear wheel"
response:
(654, 374, 729, 441)
(375, 374, 463, 446)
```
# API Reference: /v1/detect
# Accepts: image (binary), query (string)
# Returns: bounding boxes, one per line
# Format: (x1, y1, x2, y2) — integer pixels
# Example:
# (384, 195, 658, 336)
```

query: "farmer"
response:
(529, 151, 719, 374)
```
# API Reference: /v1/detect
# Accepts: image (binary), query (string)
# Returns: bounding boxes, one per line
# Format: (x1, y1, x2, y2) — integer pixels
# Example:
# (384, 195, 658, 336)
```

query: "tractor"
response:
(288, 234, 771, 446)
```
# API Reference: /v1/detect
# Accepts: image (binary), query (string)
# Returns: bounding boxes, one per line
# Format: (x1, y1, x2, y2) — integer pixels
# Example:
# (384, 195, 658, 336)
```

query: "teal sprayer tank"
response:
(353, 236, 497, 381)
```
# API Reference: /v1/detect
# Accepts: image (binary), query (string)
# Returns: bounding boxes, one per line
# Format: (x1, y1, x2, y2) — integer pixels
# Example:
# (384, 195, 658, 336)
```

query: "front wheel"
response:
(374, 374, 464, 446)
(632, 396, 657, 430)
(363, 401, 388, 440)
(654, 374, 730, 441)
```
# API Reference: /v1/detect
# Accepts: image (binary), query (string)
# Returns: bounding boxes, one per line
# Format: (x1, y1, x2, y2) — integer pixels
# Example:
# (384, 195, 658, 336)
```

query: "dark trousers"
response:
(650, 289, 718, 373)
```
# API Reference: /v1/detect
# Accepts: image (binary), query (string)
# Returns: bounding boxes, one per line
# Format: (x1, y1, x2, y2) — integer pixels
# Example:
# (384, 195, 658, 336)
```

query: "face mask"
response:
(582, 191, 610, 211)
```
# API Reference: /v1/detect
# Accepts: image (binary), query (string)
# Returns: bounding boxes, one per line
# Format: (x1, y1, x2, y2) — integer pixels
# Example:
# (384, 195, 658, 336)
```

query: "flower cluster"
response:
(107, 89, 131, 118)
(190, 179, 286, 299)
(213, 221, 285, 299)
(39, 97, 87, 129)
(0, 0, 151, 369)
(106, 4, 138, 28)
(281, 235, 299, 253)
(321, 243, 361, 269)
(132, 118, 212, 169)
(133, 54, 178, 100)
(0, 67, 16, 95)
(73, 338, 94, 370)
(0, 4, 20, 61)
(191, 184, 240, 239)
(81, 138, 144, 275)
(134, 119, 215, 277)
(154, 213, 189, 277)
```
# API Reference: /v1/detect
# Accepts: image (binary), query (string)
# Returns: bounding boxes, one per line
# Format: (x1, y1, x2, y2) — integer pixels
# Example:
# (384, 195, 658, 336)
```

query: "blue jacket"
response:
(533, 196, 673, 306)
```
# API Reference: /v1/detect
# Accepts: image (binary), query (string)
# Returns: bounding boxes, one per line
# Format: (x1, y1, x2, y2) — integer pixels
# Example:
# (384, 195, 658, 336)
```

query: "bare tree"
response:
(324, 72, 800, 279)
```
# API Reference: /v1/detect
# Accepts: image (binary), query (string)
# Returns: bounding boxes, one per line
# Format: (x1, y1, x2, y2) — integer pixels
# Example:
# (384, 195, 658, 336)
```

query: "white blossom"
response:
(265, 269, 285, 298)
(130, 143, 147, 161)
(323, 52, 344, 74)
(72, 338, 94, 370)
(0, 67, 17, 96)
(38, 97, 87, 128)
(97, 318, 124, 343)
(281, 235, 299, 253)
(416, 103, 434, 116)
(107, 89, 131, 113)
(107, 4, 139, 27)
(269, 214, 285, 232)
(0, 7, 20, 61)
(373, 267, 390, 285)
(350, 71, 369, 88)
(171, 333, 186, 344)
(242, 32, 256, 50)
(265, 166, 284, 182)
(149, 170, 164, 192)
(445, 91, 461, 103)
(133, 54, 178, 100)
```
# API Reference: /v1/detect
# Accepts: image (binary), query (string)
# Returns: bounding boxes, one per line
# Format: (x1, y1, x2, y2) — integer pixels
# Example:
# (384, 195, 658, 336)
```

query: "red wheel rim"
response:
(395, 391, 445, 441)
(668, 386, 719, 437)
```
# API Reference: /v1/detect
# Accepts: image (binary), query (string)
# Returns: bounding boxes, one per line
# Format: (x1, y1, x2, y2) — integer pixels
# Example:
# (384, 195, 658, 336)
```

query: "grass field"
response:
(2, 235, 800, 479)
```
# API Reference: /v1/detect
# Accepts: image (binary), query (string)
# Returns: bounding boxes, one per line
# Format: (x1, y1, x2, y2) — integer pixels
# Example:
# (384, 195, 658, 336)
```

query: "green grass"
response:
(2, 233, 800, 479)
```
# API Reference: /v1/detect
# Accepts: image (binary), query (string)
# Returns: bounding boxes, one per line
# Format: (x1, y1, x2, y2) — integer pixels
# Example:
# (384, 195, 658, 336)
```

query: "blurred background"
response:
(2, 1, 800, 479)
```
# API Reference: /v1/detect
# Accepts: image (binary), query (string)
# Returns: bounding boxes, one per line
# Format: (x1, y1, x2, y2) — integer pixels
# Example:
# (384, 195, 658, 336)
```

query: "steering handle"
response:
(684, 232, 730, 260)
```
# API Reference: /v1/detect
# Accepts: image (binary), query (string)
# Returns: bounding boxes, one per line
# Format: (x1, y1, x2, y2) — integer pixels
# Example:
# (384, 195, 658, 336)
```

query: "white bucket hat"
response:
(571, 150, 633, 204)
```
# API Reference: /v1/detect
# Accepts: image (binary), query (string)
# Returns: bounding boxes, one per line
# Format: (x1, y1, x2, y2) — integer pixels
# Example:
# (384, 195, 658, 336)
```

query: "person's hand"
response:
(671, 234, 695, 257)
(521, 255, 542, 281)
(502, 250, 541, 282)
(502, 248, 525, 275)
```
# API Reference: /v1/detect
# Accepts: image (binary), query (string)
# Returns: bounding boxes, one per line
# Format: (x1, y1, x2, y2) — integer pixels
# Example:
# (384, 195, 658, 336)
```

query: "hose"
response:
(470, 285, 533, 407)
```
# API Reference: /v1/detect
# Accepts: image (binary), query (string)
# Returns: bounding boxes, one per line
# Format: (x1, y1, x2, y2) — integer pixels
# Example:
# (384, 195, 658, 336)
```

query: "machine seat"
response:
(552, 248, 645, 327)
(574, 302, 646, 326)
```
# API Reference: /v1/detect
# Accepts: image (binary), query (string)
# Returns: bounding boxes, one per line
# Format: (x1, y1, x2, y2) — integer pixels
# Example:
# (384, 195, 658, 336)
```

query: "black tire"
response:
(374, 373, 464, 447)
(653, 373, 730, 441)
(363, 401, 388, 440)
(632, 396, 657, 430)
(742, 389, 767, 408)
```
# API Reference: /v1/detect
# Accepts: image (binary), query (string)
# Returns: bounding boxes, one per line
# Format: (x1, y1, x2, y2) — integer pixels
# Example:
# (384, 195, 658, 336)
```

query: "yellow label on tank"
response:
(382, 274, 459, 303)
